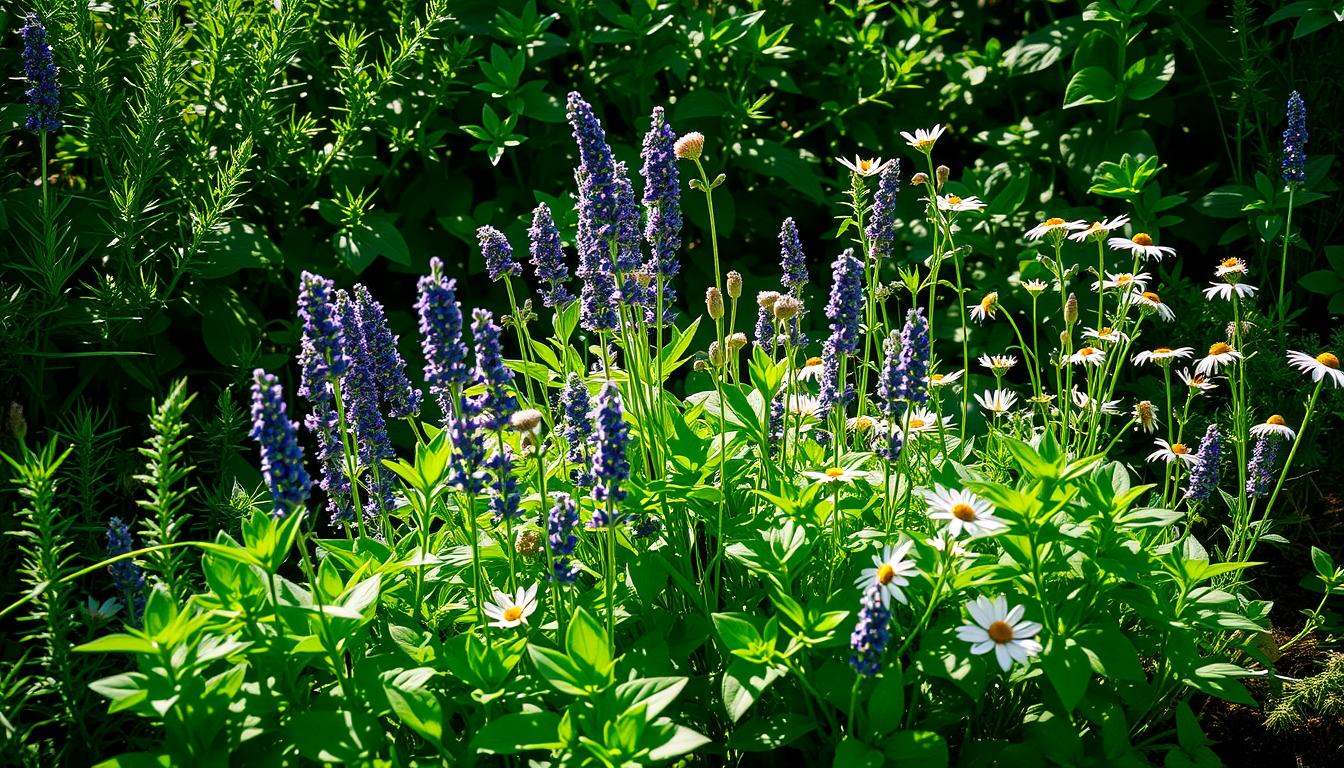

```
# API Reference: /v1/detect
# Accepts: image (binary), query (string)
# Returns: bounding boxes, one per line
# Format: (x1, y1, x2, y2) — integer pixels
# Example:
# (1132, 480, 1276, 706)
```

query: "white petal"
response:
(1012, 620, 1042, 638)
(1006, 641, 1030, 664)
(994, 643, 1013, 671)
(967, 596, 995, 628)
(957, 626, 990, 643)
(1005, 603, 1025, 625)
(970, 640, 996, 656)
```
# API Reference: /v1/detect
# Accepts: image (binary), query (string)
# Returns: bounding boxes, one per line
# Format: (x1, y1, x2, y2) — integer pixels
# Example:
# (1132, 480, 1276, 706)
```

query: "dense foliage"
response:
(2, 1, 1344, 765)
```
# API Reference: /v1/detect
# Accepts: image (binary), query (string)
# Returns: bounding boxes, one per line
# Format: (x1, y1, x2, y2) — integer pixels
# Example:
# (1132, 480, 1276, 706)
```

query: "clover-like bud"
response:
(726, 271, 743, 299)
(705, 286, 724, 320)
(674, 132, 705, 160)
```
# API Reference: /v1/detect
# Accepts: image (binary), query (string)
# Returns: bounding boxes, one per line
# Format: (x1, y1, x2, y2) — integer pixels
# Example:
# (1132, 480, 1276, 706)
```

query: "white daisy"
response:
(1092, 271, 1150, 292)
(1108, 232, 1176, 261)
(975, 388, 1018, 415)
(900, 124, 946, 152)
(795, 356, 827, 382)
(1025, 217, 1087, 241)
(847, 414, 885, 433)
(926, 531, 976, 560)
(1068, 346, 1106, 367)
(785, 394, 823, 419)
(1286, 350, 1344, 388)
(969, 292, 999, 323)
(803, 466, 865, 485)
(854, 541, 918, 607)
(978, 354, 1018, 373)
(926, 370, 964, 388)
(1068, 215, 1132, 242)
(1071, 388, 1122, 416)
(1132, 400, 1160, 434)
(837, 155, 895, 177)
(1131, 290, 1175, 321)
(937, 194, 986, 213)
(1250, 414, 1296, 441)
(1146, 439, 1198, 465)
(1082, 326, 1129, 344)
(483, 584, 540, 629)
(1195, 342, 1242, 376)
(923, 485, 1004, 538)
(1215, 257, 1250, 278)
(1132, 346, 1194, 366)
(901, 407, 949, 437)
(1176, 367, 1219, 393)
(956, 595, 1043, 671)
(1020, 278, 1051, 295)
(1203, 281, 1259, 301)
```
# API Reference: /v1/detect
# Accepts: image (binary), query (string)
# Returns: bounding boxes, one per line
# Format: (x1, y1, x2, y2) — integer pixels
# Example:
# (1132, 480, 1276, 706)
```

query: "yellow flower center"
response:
(1316, 352, 1340, 369)
(930, 373, 945, 382)
(1132, 232, 1153, 246)
(1267, 414, 1287, 426)
(1171, 443, 1188, 455)
(1209, 342, 1232, 356)
(1044, 217, 1065, 226)
(1087, 222, 1104, 234)
(980, 294, 997, 312)
(858, 159, 874, 172)
(1154, 347, 1172, 354)
(987, 620, 1015, 644)
(947, 195, 963, 205)
(1222, 257, 1240, 268)
(1115, 275, 1133, 285)
(1142, 291, 1160, 303)
(908, 418, 926, 429)
(825, 467, 846, 478)
(503, 606, 524, 622)
(1099, 327, 1114, 337)
(877, 563, 896, 585)
(805, 356, 824, 367)
(1079, 347, 1098, 357)
(854, 416, 874, 431)
(951, 503, 978, 522)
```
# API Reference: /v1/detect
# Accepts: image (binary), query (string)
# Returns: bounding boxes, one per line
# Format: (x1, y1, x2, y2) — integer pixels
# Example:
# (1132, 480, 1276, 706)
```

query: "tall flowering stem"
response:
(1278, 90, 1307, 334)
(590, 382, 629, 654)
(249, 370, 312, 519)
(338, 291, 395, 528)
(297, 272, 357, 529)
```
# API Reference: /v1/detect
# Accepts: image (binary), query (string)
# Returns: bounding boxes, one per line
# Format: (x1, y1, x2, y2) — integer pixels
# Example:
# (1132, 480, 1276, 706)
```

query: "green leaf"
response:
(647, 723, 712, 761)
(1041, 640, 1092, 711)
(566, 607, 613, 675)
(1123, 52, 1175, 101)
(286, 710, 383, 762)
(885, 730, 949, 767)
(1311, 546, 1336, 579)
(384, 668, 444, 748)
(471, 711, 563, 754)
(1074, 627, 1144, 681)
(712, 612, 761, 654)
(721, 660, 781, 722)
(614, 676, 686, 721)
(726, 714, 816, 751)
(868, 665, 904, 734)
(528, 644, 592, 696)
(1063, 66, 1117, 108)
(76, 633, 156, 654)
(834, 736, 884, 767)
(193, 221, 280, 278)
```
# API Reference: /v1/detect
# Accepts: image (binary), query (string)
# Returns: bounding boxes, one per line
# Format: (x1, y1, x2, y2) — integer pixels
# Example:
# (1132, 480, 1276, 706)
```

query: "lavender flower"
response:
(590, 382, 630, 514)
(888, 308, 930, 405)
(754, 304, 774, 349)
(478, 225, 522, 282)
(249, 369, 312, 517)
(548, 492, 580, 583)
(1184, 424, 1223, 502)
(849, 583, 891, 677)
(633, 516, 661, 539)
(641, 106, 682, 323)
(568, 93, 621, 332)
(354, 284, 422, 419)
(779, 218, 808, 294)
(1246, 434, 1281, 498)
(557, 373, 594, 487)
(487, 446, 521, 522)
(865, 160, 901, 261)
(297, 272, 349, 402)
(468, 309, 517, 432)
(417, 257, 470, 415)
(1282, 90, 1308, 185)
(824, 248, 864, 356)
(20, 15, 60, 133)
(580, 267, 620, 333)
(338, 291, 395, 518)
(529, 203, 573, 307)
(106, 517, 145, 623)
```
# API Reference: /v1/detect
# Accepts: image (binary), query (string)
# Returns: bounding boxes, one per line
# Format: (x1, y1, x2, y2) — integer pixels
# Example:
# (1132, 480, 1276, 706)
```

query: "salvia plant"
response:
(0, 86, 1335, 765)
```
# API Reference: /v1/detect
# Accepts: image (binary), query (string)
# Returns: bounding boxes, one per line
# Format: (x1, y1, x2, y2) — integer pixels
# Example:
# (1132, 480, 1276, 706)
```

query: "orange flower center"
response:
(1209, 342, 1232, 356)
(1222, 257, 1240, 268)
(1142, 291, 1161, 303)
(1317, 352, 1340, 369)
(947, 195, 963, 205)
(951, 503, 978, 522)
(805, 356, 824, 367)
(1171, 443, 1188, 455)
(825, 467, 846, 478)
(1132, 232, 1153, 246)
(1044, 217, 1065, 226)
(503, 606, 524, 622)
(987, 621, 1015, 643)
(854, 416, 874, 431)
(908, 418, 926, 429)
(980, 295, 997, 312)
(1154, 347, 1172, 354)
(1267, 414, 1287, 426)
(1079, 347, 1098, 357)
(1099, 327, 1114, 336)
(877, 563, 896, 585)
(1115, 275, 1133, 285)
(930, 373, 944, 382)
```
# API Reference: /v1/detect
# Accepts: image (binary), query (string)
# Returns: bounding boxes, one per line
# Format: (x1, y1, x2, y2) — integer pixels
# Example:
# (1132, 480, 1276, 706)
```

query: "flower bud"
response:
(709, 341, 726, 367)
(693, 360, 709, 373)
(674, 132, 705, 160)
(772, 295, 801, 321)
(634, 270, 654, 288)
(516, 529, 543, 558)
(510, 408, 544, 433)
(1064, 293, 1078, 326)
(935, 165, 950, 190)
(757, 290, 781, 309)
(911, 172, 929, 186)
(727, 332, 748, 352)
(7, 402, 25, 443)
(705, 287, 724, 320)
(726, 270, 743, 299)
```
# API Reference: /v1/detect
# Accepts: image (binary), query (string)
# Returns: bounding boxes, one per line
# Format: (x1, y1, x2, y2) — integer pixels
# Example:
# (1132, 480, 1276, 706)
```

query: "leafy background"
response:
(1, 0, 1343, 761)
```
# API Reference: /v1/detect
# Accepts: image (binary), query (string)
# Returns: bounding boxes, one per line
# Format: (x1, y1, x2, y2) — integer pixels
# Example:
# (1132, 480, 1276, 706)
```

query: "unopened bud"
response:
(726, 271, 743, 299)
(516, 529, 543, 558)
(1064, 293, 1078, 326)
(757, 290, 781, 309)
(510, 408, 543, 433)
(709, 341, 726, 367)
(693, 360, 709, 373)
(674, 132, 705, 160)
(727, 332, 748, 352)
(705, 287, 724, 320)
(911, 172, 929, 186)
(772, 295, 801, 321)
(7, 402, 25, 443)
(935, 165, 950, 190)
